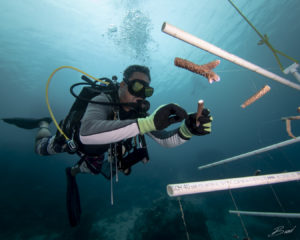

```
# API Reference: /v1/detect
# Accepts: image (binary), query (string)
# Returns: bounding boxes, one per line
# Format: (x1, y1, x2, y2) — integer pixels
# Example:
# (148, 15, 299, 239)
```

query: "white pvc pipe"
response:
(167, 171, 300, 197)
(284, 63, 300, 83)
(198, 137, 300, 170)
(292, 71, 300, 83)
(161, 22, 300, 91)
(229, 210, 300, 219)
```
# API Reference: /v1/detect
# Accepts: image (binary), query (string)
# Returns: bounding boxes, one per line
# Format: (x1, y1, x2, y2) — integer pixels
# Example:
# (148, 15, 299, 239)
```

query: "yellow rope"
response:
(46, 66, 109, 141)
(229, 189, 250, 239)
(228, 0, 299, 72)
(177, 197, 190, 240)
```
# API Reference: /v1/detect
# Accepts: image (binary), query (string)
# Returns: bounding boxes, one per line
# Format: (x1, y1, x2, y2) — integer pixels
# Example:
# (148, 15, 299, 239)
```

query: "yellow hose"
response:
(46, 66, 109, 141)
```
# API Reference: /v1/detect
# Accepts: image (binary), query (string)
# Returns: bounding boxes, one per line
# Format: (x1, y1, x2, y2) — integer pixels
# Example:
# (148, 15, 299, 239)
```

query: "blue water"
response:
(1, 0, 300, 239)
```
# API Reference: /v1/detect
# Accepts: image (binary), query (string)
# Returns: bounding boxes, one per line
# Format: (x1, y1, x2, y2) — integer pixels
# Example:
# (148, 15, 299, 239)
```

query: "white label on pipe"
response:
(167, 171, 300, 197)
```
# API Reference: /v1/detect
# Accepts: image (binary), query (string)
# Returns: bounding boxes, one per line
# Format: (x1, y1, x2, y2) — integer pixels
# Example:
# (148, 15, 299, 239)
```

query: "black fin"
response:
(66, 167, 81, 227)
(2, 117, 52, 129)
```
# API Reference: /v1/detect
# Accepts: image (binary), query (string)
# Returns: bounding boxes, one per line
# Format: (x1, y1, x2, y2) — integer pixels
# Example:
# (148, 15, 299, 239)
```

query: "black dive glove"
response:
(179, 108, 212, 138)
(137, 103, 188, 134)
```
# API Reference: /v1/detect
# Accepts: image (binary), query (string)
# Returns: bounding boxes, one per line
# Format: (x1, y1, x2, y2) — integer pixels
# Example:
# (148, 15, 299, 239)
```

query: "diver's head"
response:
(119, 65, 154, 112)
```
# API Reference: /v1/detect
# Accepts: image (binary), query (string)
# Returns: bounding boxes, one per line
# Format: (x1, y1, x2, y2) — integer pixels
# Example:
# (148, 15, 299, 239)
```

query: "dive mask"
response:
(124, 78, 154, 98)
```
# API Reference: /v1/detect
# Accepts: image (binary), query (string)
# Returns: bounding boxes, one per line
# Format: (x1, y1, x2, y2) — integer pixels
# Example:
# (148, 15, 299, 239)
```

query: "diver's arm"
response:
(80, 98, 190, 145)
(147, 128, 189, 148)
(80, 120, 140, 145)
(79, 94, 140, 145)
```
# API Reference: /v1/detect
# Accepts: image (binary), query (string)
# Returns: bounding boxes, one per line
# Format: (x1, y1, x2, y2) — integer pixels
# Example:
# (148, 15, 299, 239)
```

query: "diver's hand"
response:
(137, 103, 188, 135)
(179, 108, 212, 138)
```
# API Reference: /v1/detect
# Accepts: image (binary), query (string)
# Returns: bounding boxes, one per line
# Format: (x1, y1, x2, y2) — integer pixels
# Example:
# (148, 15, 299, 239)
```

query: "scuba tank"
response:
(56, 74, 150, 175)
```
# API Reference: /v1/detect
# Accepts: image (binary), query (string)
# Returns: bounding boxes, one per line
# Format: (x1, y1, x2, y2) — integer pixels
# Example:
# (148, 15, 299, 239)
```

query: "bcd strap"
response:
(118, 147, 148, 171)
(83, 155, 105, 174)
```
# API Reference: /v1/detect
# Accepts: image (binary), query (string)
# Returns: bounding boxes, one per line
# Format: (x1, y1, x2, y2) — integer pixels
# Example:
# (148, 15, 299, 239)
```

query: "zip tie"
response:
(241, 85, 271, 108)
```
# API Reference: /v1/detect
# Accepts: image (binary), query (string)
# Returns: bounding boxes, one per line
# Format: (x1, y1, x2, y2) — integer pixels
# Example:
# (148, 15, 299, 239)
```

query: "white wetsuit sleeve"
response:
(79, 94, 140, 145)
(79, 93, 190, 146)
(147, 129, 189, 148)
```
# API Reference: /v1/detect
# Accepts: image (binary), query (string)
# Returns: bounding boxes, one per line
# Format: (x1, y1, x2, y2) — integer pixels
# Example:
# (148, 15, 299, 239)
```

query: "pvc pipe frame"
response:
(161, 22, 300, 91)
(229, 210, 300, 219)
(284, 63, 300, 83)
(198, 137, 300, 170)
(167, 171, 300, 197)
(292, 71, 300, 83)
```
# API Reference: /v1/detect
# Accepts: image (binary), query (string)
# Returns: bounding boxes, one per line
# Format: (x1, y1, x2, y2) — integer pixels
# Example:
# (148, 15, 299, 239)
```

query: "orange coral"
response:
(174, 57, 220, 84)
(241, 85, 271, 108)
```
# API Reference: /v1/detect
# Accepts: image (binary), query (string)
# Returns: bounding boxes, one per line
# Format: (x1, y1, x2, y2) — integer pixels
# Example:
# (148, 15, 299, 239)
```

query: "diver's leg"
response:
(35, 121, 51, 141)
(70, 166, 81, 176)
(69, 156, 104, 176)
(35, 120, 67, 155)
(35, 120, 52, 154)
(66, 167, 81, 227)
(70, 162, 92, 176)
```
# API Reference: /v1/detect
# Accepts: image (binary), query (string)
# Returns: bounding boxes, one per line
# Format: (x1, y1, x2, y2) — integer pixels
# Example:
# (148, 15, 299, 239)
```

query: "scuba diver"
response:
(2, 65, 213, 227)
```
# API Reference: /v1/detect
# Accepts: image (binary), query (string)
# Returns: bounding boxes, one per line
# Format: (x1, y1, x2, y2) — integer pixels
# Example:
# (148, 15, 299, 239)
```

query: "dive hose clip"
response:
(67, 139, 78, 153)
